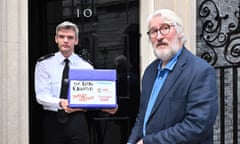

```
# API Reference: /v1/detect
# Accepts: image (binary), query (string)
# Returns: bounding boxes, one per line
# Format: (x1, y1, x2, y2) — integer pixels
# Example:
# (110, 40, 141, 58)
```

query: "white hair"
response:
(147, 9, 187, 45)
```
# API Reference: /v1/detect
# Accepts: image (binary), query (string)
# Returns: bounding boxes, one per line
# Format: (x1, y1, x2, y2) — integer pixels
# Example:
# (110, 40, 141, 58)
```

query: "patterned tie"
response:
(57, 58, 69, 124)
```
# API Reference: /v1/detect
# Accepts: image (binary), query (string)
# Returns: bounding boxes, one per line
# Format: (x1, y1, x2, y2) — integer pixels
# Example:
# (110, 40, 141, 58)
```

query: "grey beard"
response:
(154, 49, 175, 62)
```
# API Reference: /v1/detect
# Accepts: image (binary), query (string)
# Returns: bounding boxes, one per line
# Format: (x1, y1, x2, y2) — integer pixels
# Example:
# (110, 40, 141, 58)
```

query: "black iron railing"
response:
(197, 0, 240, 143)
(214, 65, 239, 144)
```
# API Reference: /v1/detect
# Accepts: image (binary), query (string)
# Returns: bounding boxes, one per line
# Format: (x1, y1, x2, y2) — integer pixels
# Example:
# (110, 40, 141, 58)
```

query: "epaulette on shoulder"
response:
(37, 53, 55, 62)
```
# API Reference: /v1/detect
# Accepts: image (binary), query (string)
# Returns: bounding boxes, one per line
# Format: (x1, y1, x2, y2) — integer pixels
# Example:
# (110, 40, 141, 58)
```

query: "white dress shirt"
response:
(34, 51, 93, 111)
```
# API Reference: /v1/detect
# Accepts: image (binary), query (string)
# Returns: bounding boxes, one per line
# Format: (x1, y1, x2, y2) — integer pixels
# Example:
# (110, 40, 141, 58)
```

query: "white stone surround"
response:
(0, 0, 29, 143)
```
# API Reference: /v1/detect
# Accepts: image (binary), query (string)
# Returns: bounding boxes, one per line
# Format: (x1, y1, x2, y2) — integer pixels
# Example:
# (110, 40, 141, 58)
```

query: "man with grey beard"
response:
(127, 9, 218, 144)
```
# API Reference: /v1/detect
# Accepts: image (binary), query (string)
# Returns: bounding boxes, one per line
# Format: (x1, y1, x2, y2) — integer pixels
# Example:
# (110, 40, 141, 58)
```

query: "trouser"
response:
(43, 110, 89, 144)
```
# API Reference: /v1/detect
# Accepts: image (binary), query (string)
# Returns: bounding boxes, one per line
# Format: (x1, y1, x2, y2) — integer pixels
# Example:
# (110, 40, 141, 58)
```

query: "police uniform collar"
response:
(56, 52, 74, 64)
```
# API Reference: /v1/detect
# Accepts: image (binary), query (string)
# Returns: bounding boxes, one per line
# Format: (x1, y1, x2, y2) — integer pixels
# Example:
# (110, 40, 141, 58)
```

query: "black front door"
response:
(29, 0, 140, 144)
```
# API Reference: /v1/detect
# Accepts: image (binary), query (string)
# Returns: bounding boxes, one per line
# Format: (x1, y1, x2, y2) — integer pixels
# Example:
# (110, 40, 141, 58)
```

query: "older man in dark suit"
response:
(127, 9, 218, 144)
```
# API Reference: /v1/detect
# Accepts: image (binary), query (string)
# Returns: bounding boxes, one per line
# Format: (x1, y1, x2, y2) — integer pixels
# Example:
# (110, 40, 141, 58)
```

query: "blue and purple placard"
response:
(68, 69, 117, 108)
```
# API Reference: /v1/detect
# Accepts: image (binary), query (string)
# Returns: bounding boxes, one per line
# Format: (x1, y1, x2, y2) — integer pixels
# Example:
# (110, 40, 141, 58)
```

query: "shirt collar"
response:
(56, 51, 75, 64)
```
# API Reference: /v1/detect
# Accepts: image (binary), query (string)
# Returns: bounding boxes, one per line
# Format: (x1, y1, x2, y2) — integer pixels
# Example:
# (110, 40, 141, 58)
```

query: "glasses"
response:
(147, 24, 175, 38)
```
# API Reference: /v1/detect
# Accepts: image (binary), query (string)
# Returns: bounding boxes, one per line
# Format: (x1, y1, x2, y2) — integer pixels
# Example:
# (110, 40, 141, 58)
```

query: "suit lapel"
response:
(149, 48, 187, 118)
(143, 60, 159, 109)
